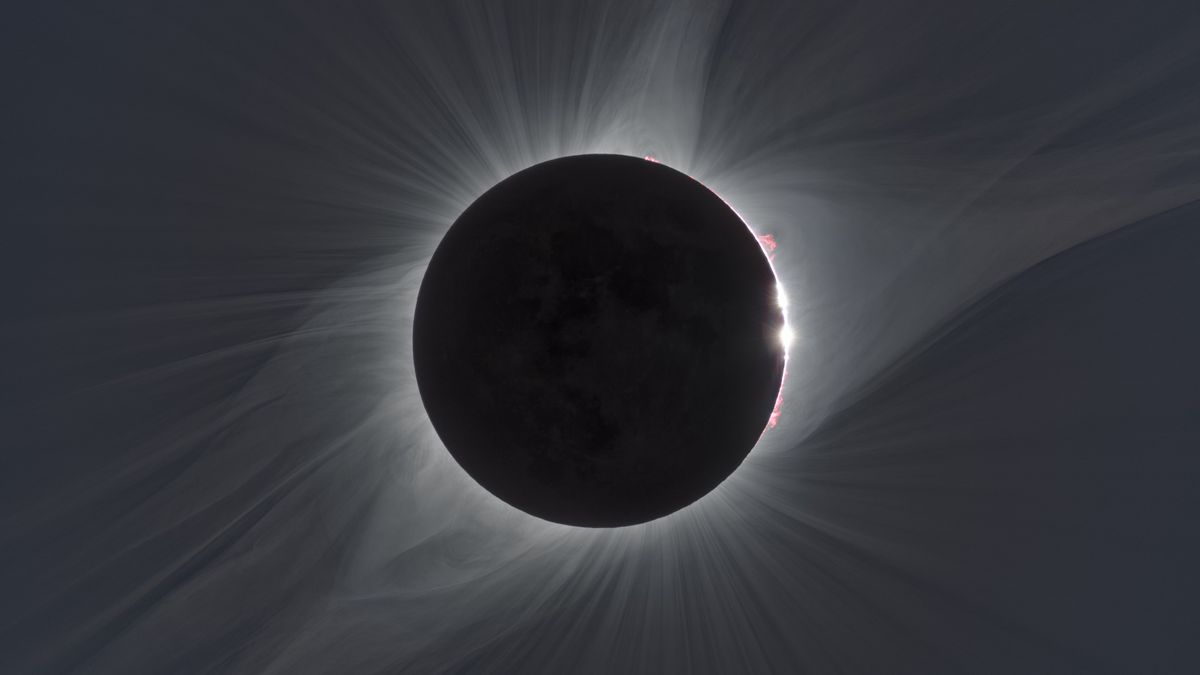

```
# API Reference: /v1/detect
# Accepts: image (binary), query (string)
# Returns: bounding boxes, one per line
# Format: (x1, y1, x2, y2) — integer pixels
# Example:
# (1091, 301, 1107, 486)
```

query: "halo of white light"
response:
(223, 4, 1200, 669)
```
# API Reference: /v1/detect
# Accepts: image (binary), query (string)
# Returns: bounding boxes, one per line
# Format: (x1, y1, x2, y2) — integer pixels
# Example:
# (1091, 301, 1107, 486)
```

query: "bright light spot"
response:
(643, 155, 660, 163)
(776, 282, 789, 310)
(779, 324, 794, 348)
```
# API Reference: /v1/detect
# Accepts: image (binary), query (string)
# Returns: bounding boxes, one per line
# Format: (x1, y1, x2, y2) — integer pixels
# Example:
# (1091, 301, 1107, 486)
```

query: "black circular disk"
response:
(414, 154, 786, 527)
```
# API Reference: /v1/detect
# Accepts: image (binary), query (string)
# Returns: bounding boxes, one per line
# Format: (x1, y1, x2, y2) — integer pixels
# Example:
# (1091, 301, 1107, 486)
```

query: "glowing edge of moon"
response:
(645, 154, 792, 432)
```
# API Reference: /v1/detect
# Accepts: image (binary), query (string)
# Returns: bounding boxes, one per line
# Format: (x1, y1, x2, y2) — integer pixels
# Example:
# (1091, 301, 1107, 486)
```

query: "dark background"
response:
(3, 2, 1200, 673)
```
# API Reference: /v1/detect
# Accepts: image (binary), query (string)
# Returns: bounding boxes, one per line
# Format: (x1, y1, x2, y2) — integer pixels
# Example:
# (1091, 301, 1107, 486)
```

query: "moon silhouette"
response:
(414, 154, 786, 527)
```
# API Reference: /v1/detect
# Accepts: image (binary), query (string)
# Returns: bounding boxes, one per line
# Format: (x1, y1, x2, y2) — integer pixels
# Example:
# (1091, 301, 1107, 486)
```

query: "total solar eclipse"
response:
(414, 154, 787, 527)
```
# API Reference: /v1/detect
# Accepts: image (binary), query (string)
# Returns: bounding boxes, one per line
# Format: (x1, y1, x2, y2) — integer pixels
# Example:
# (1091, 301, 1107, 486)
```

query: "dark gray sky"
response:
(3, 2, 1200, 673)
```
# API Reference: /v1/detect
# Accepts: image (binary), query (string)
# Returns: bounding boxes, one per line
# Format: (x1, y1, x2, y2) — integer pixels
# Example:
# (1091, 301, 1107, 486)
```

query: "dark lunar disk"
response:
(414, 154, 786, 527)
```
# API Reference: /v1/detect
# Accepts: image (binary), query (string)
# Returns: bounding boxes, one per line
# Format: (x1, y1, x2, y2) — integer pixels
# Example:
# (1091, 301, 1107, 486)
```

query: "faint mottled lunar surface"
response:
(414, 154, 786, 527)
